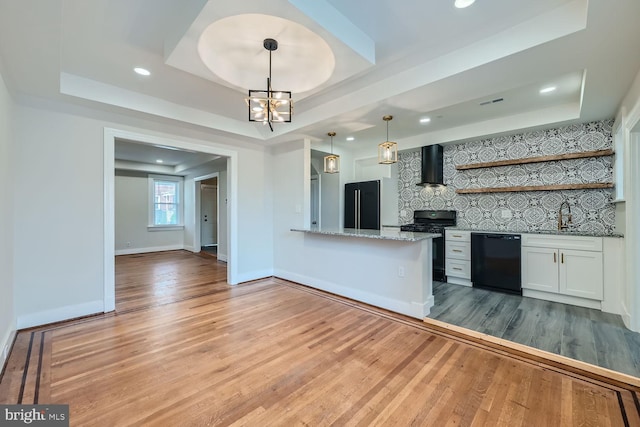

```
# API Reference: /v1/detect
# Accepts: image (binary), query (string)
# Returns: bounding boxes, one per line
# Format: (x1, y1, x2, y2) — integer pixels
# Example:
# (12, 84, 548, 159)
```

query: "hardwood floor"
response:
(429, 281, 640, 377)
(115, 250, 227, 312)
(1, 251, 640, 426)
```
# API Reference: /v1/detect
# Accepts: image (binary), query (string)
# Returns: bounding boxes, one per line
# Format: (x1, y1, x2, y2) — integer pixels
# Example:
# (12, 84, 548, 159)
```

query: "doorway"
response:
(104, 128, 239, 313)
(200, 178, 218, 257)
(310, 175, 319, 227)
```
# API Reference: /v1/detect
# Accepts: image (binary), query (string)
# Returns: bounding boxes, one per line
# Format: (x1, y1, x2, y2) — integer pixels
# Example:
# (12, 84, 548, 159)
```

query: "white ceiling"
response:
(114, 138, 217, 165)
(1, 0, 639, 158)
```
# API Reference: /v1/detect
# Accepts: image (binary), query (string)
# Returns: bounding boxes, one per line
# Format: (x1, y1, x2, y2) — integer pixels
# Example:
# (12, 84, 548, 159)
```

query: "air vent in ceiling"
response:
(479, 97, 504, 106)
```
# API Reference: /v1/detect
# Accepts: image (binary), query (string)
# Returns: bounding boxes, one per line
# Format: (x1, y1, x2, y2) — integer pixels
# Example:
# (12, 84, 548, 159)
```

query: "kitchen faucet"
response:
(558, 201, 573, 231)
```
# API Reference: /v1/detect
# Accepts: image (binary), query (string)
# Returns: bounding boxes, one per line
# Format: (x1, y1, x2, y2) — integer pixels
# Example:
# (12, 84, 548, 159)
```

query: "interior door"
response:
(201, 185, 217, 246)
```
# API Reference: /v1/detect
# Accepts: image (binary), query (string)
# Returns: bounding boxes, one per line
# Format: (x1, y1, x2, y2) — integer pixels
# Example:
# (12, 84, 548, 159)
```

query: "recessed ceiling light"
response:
(346, 137, 355, 141)
(454, 0, 476, 8)
(540, 86, 557, 94)
(156, 159, 163, 164)
(134, 67, 151, 76)
(420, 117, 431, 124)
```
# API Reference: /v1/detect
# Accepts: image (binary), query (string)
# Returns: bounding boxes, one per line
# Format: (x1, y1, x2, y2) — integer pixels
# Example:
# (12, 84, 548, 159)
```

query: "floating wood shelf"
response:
(455, 183, 614, 194)
(455, 149, 614, 170)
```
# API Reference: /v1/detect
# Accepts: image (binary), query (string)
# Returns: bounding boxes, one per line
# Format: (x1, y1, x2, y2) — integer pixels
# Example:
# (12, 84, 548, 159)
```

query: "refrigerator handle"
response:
(354, 189, 359, 229)
(356, 189, 360, 229)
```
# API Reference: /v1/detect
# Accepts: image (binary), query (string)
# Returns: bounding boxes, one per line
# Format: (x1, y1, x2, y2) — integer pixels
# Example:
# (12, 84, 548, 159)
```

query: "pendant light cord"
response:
(267, 49, 272, 130)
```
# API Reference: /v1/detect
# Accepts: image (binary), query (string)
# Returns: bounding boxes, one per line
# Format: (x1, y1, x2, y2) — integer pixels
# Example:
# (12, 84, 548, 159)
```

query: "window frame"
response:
(148, 174, 184, 230)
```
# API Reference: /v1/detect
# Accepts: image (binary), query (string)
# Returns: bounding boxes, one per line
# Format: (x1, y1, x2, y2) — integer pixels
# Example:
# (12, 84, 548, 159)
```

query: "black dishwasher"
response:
(471, 233, 522, 295)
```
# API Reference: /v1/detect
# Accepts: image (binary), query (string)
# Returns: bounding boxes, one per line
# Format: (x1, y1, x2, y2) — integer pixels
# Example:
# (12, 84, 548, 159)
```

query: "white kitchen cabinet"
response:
(521, 246, 559, 293)
(560, 249, 603, 300)
(445, 230, 471, 286)
(521, 234, 603, 307)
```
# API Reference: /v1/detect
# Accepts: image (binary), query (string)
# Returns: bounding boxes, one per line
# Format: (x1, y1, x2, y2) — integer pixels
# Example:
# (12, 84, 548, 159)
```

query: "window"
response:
(148, 175, 183, 229)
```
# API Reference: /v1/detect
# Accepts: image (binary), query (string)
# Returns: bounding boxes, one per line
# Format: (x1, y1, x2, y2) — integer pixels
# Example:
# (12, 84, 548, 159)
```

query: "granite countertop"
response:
(291, 227, 441, 242)
(446, 226, 623, 238)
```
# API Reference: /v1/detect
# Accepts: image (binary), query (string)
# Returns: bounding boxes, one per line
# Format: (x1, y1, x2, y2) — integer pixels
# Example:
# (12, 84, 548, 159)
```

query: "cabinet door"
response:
(522, 247, 559, 293)
(559, 250, 603, 300)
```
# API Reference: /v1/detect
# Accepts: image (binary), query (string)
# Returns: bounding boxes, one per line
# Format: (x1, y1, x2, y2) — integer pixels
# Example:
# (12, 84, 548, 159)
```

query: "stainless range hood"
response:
(417, 144, 444, 187)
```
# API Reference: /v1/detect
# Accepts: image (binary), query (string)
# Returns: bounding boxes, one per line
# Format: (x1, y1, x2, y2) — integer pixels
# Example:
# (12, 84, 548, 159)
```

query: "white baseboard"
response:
(0, 326, 16, 374)
(275, 269, 429, 319)
(621, 302, 633, 330)
(233, 269, 274, 284)
(218, 253, 228, 262)
(522, 289, 602, 310)
(183, 245, 196, 253)
(115, 244, 184, 256)
(447, 277, 472, 287)
(17, 300, 104, 329)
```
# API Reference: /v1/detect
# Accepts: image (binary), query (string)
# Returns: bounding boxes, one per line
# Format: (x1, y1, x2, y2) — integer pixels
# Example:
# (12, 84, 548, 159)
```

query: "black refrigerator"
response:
(344, 180, 380, 230)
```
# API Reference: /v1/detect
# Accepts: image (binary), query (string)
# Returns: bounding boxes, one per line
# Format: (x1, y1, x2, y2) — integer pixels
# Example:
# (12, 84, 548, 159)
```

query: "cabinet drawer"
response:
(445, 230, 470, 242)
(446, 241, 470, 260)
(446, 259, 471, 279)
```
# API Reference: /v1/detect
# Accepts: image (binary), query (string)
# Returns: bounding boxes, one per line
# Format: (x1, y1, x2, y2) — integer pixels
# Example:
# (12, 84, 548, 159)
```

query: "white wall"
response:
(114, 172, 184, 254)
(234, 149, 275, 281)
(183, 164, 229, 260)
(272, 141, 308, 274)
(273, 141, 433, 318)
(310, 150, 340, 229)
(12, 99, 273, 328)
(0, 69, 16, 366)
(320, 172, 340, 229)
(218, 170, 229, 262)
(13, 105, 105, 327)
(616, 68, 640, 330)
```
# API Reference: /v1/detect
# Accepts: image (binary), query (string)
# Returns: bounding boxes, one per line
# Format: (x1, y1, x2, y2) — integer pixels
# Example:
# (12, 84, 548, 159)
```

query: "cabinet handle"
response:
(453, 267, 462, 271)
(553, 253, 556, 263)
(452, 249, 462, 253)
(453, 235, 462, 238)
(561, 253, 564, 264)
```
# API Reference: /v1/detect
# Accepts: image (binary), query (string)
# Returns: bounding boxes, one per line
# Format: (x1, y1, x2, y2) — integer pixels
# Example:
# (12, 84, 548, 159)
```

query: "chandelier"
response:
(246, 38, 293, 132)
(324, 132, 339, 174)
(378, 115, 398, 164)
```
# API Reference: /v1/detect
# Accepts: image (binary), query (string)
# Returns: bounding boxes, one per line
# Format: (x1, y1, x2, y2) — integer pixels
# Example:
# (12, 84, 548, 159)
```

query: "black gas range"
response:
(401, 210, 457, 282)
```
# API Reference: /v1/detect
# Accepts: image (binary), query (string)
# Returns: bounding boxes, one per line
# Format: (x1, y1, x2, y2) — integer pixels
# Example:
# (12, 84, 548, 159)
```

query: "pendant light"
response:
(245, 38, 293, 132)
(324, 132, 339, 174)
(378, 115, 398, 164)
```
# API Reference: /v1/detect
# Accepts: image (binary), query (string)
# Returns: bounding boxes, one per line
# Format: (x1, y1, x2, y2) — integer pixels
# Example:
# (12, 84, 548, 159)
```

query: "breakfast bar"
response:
(289, 228, 440, 319)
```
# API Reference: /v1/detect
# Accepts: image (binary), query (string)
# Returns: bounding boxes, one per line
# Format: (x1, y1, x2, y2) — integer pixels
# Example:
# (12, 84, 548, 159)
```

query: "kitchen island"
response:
(287, 228, 440, 319)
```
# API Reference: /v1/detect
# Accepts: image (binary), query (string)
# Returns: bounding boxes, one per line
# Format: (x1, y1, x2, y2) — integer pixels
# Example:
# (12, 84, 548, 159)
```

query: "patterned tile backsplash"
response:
(398, 119, 616, 234)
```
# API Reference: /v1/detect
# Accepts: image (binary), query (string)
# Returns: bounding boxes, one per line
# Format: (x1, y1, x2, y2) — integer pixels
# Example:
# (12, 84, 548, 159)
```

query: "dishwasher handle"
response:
(474, 233, 521, 240)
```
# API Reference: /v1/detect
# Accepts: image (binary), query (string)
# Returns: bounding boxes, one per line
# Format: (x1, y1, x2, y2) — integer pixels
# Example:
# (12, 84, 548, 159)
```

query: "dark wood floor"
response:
(1, 251, 639, 426)
(429, 281, 640, 377)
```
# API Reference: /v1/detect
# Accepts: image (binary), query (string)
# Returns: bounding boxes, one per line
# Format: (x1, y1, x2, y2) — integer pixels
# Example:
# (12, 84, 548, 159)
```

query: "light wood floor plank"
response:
(1, 251, 638, 426)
